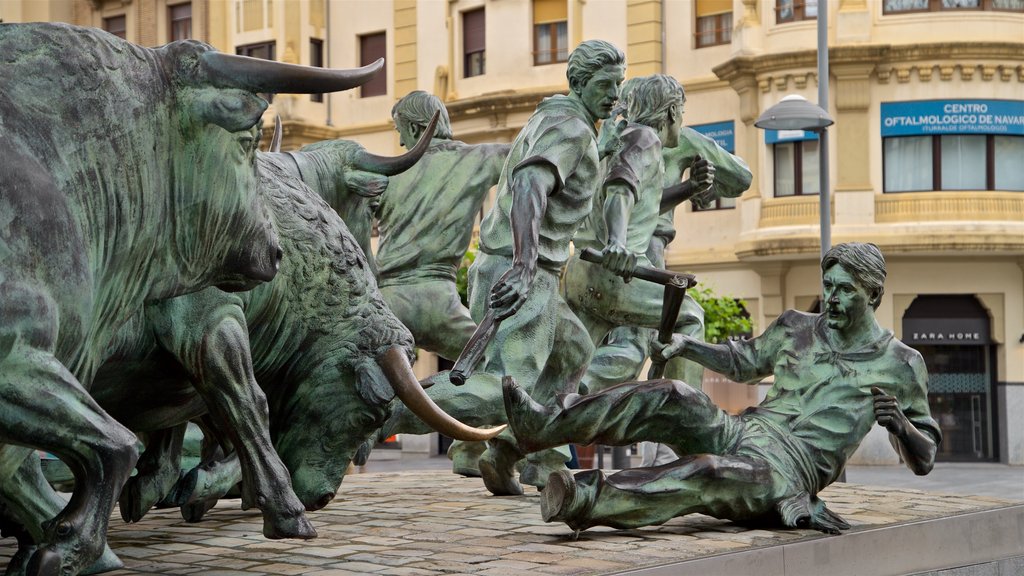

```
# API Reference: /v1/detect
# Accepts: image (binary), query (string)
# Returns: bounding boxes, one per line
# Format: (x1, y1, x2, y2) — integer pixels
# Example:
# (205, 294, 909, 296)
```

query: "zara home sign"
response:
(903, 318, 990, 346)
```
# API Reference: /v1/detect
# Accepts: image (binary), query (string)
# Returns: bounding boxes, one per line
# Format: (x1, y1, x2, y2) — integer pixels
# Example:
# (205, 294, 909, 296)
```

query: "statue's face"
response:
(394, 117, 420, 150)
(578, 64, 625, 121)
(664, 99, 684, 148)
(822, 264, 874, 332)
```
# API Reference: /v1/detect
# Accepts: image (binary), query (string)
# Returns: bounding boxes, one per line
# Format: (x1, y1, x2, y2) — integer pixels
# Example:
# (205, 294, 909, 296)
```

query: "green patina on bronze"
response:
(505, 242, 940, 534)
(0, 22, 392, 576)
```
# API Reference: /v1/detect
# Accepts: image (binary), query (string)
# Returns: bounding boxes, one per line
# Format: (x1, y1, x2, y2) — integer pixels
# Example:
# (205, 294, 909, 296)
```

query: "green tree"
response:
(689, 286, 753, 344)
(455, 239, 478, 307)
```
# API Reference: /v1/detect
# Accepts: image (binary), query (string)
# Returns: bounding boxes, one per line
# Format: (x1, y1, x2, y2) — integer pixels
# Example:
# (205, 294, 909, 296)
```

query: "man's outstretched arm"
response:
(871, 386, 937, 475)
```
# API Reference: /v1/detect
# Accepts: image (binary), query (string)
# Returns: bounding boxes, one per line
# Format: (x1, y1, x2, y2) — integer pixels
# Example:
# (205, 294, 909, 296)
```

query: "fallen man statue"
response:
(503, 242, 940, 534)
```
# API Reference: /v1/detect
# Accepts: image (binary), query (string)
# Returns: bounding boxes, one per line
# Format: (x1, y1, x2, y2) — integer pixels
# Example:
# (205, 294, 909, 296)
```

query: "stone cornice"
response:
(714, 41, 1024, 84)
(444, 86, 568, 121)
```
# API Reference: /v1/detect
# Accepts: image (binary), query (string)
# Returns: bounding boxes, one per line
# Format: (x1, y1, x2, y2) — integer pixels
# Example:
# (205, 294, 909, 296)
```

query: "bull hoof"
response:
(25, 548, 61, 576)
(263, 511, 317, 540)
(80, 546, 123, 575)
(119, 476, 156, 523)
(478, 448, 523, 497)
(180, 499, 216, 523)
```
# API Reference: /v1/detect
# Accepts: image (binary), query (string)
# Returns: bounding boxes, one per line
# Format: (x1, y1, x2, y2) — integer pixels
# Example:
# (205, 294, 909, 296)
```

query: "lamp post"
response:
(755, 95, 834, 261)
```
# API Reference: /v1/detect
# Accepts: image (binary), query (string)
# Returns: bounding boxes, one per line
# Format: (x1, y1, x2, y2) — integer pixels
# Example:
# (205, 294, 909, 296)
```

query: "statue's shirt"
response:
(721, 310, 940, 494)
(575, 122, 663, 258)
(375, 140, 509, 283)
(479, 95, 600, 268)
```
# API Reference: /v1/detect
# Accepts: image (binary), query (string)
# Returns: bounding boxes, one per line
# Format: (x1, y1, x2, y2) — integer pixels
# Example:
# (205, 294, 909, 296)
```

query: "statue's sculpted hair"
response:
(821, 242, 887, 309)
(567, 40, 625, 93)
(627, 74, 684, 130)
(391, 90, 453, 140)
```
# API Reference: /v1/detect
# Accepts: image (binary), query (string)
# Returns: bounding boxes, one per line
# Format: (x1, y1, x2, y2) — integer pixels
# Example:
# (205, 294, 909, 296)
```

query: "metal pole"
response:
(817, 0, 831, 261)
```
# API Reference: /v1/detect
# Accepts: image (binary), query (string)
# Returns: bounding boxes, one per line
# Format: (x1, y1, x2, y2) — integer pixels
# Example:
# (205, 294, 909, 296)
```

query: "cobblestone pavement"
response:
(2, 470, 1019, 576)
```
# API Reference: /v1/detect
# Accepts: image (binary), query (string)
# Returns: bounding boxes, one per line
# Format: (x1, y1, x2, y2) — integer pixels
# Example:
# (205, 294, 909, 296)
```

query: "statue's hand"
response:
(600, 242, 636, 282)
(490, 262, 534, 321)
(688, 156, 715, 194)
(872, 386, 908, 436)
(652, 333, 688, 364)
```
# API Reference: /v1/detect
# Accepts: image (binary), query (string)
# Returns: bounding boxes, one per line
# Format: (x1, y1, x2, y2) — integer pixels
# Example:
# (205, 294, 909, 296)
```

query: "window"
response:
(169, 3, 192, 41)
(533, 0, 568, 66)
(310, 38, 324, 102)
(695, 0, 732, 48)
(236, 41, 275, 60)
(104, 15, 126, 39)
(883, 0, 1023, 13)
(776, 0, 817, 22)
(359, 32, 386, 98)
(884, 135, 1024, 192)
(463, 8, 485, 78)
(774, 140, 820, 197)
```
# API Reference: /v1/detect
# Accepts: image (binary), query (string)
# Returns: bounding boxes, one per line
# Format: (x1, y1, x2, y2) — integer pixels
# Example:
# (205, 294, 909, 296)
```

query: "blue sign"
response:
(764, 129, 820, 145)
(881, 100, 1024, 137)
(690, 121, 735, 153)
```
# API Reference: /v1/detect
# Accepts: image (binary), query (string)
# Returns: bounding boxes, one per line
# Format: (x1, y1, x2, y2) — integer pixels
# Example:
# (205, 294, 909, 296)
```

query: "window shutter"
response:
(696, 0, 732, 17)
(533, 0, 568, 24)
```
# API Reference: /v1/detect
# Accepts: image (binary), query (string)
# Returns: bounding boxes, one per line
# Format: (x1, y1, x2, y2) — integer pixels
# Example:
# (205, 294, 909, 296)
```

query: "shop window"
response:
(359, 32, 386, 98)
(169, 3, 192, 41)
(533, 0, 568, 66)
(236, 40, 275, 61)
(883, 0, 1023, 14)
(776, 0, 818, 23)
(463, 8, 485, 78)
(695, 0, 732, 48)
(104, 15, 126, 39)
(774, 140, 820, 197)
(310, 38, 324, 102)
(884, 134, 1024, 192)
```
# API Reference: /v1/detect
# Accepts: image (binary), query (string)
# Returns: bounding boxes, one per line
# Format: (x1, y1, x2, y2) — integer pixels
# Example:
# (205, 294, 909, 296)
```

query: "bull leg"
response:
(174, 450, 241, 523)
(0, 455, 122, 576)
(0, 346, 138, 576)
(149, 297, 313, 539)
(118, 425, 187, 523)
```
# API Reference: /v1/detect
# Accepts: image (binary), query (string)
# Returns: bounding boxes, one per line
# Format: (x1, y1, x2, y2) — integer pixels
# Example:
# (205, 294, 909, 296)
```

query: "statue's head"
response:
(567, 40, 625, 122)
(627, 74, 685, 147)
(391, 90, 453, 149)
(821, 242, 886, 331)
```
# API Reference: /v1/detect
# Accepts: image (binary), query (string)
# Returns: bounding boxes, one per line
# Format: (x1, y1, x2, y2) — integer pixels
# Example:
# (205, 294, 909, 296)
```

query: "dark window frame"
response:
(236, 40, 276, 61)
(463, 8, 486, 78)
(776, 0, 818, 23)
(533, 20, 568, 66)
(695, 11, 733, 48)
(358, 32, 387, 98)
(104, 15, 127, 39)
(310, 38, 324, 102)
(169, 2, 192, 41)
(882, 134, 1024, 193)
(773, 140, 820, 197)
(883, 0, 1023, 15)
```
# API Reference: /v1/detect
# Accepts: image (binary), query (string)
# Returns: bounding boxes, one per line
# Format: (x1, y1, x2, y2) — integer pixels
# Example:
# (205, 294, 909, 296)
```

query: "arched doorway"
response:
(902, 295, 997, 462)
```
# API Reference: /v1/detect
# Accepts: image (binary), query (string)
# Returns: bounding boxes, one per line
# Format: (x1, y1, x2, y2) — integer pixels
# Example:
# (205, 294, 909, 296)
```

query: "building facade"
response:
(7, 0, 1022, 465)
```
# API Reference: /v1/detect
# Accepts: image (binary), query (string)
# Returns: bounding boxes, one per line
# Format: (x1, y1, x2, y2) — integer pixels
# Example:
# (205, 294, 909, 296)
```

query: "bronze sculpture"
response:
(504, 243, 939, 534)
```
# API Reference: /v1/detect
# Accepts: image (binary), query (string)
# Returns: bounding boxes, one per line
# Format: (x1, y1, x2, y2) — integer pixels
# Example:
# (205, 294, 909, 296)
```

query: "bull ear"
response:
(193, 87, 268, 133)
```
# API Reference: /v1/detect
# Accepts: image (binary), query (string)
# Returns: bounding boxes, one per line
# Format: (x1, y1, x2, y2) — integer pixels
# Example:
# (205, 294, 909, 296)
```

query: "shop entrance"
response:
(903, 295, 997, 462)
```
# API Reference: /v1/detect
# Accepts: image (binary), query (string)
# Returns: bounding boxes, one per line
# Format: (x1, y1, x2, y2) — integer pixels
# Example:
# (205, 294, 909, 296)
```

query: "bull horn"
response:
(352, 111, 440, 176)
(270, 115, 283, 153)
(376, 347, 506, 442)
(201, 52, 384, 95)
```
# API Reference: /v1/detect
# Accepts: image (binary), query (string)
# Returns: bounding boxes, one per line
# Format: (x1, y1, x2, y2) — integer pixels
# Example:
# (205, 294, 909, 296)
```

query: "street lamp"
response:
(755, 94, 835, 261)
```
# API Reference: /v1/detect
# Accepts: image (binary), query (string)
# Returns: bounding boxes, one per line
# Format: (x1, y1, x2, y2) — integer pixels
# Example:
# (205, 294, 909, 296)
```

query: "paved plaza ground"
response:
(3, 459, 1021, 576)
